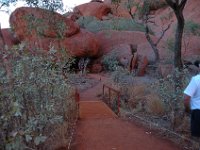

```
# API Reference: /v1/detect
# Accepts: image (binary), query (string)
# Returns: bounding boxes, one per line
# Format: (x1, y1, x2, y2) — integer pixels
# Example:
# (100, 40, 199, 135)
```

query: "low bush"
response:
(133, 0, 167, 18)
(102, 51, 120, 71)
(151, 69, 190, 128)
(145, 94, 166, 116)
(76, 16, 145, 33)
(184, 20, 200, 36)
(0, 45, 78, 149)
(147, 0, 167, 10)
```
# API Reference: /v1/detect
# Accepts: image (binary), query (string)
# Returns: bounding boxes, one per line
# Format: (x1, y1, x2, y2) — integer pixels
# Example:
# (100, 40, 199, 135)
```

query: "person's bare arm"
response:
(184, 94, 191, 113)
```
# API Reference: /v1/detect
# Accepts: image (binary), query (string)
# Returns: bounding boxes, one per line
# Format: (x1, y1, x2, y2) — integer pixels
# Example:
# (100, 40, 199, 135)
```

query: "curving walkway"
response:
(71, 74, 181, 150)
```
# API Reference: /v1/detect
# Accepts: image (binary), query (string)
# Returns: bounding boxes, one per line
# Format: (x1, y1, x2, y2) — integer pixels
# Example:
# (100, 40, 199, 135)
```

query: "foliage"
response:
(111, 0, 121, 3)
(151, 68, 190, 128)
(146, 94, 165, 115)
(24, 11, 68, 39)
(135, 0, 167, 17)
(76, 16, 98, 29)
(102, 51, 120, 71)
(111, 67, 132, 86)
(0, 0, 17, 8)
(76, 16, 145, 33)
(166, 38, 175, 52)
(160, 11, 174, 22)
(123, 0, 135, 11)
(147, 0, 167, 10)
(0, 45, 77, 149)
(184, 20, 200, 36)
(24, 0, 63, 11)
(0, 0, 63, 11)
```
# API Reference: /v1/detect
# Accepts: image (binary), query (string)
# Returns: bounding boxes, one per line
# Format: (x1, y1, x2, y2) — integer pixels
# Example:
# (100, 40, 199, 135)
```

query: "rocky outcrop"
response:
(10, 7, 80, 41)
(22, 29, 100, 58)
(63, 29, 100, 58)
(9, 7, 100, 58)
(89, 63, 103, 73)
(1, 28, 20, 47)
(74, 2, 111, 20)
(96, 30, 158, 61)
(110, 4, 132, 18)
(96, 30, 148, 53)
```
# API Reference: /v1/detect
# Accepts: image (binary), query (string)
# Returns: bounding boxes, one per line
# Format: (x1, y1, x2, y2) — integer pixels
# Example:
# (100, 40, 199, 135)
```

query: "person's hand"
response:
(184, 95, 191, 113)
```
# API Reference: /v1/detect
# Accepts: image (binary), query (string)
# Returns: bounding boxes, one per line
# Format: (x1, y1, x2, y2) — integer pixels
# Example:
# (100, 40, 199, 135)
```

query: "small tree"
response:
(165, 0, 188, 70)
(112, 0, 171, 63)
(144, 13, 171, 62)
(140, 0, 171, 63)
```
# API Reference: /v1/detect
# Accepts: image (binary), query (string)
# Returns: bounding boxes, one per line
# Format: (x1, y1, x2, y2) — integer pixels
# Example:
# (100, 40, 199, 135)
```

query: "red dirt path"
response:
(71, 74, 181, 150)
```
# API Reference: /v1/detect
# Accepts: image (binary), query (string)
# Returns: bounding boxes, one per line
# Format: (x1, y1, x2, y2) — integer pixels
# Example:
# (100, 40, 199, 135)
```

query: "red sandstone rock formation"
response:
(74, 2, 111, 20)
(63, 29, 100, 58)
(22, 29, 100, 58)
(10, 7, 80, 41)
(9, 7, 100, 58)
(1, 28, 20, 47)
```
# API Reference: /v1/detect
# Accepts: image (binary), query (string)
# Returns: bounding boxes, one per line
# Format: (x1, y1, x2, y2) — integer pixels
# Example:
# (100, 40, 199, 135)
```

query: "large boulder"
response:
(137, 42, 156, 62)
(96, 30, 149, 53)
(110, 4, 132, 18)
(1, 28, 20, 47)
(23, 29, 100, 58)
(10, 7, 80, 41)
(63, 29, 100, 58)
(74, 2, 111, 20)
(105, 44, 133, 66)
(96, 30, 158, 61)
(103, 0, 112, 4)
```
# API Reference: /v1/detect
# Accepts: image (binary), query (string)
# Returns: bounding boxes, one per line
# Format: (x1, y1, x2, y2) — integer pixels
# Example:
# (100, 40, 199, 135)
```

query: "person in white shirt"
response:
(184, 60, 200, 137)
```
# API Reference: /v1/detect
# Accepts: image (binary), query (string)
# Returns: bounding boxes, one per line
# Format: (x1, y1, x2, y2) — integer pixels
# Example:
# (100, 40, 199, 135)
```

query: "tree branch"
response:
(165, 0, 176, 9)
(179, 0, 187, 7)
(145, 25, 155, 46)
(179, 0, 187, 11)
(175, 0, 179, 6)
(0, 2, 6, 9)
(155, 23, 171, 46)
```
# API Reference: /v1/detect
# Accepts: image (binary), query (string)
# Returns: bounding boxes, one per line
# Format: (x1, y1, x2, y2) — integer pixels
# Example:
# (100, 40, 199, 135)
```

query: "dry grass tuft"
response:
(132, 84, 148, 97)
(145, 94, 165, 116)
(44, 122, 69, 150)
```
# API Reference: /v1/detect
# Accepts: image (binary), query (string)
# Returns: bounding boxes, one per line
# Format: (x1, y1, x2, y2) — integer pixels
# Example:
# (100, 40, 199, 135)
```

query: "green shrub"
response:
(76, 16, 145, 33)
(184, 20, 200, 36)
(102, 51, 120, 71)
(166, 38, 175, 52)
(146, 94, 166, 116)
(147, 0, 167, 10)
(138, 0, 167, 16)
(151, 69, 190, 128)
(76, 16, 98, 29)
(0, 45, 77, 149)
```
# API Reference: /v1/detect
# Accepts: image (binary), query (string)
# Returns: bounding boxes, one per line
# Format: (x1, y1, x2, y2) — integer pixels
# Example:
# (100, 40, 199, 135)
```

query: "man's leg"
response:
(191, 110, 200, 137)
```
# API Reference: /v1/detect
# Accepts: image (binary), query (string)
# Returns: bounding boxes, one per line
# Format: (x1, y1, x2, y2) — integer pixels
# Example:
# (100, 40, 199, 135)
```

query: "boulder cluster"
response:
(1, 0, 200, 75)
